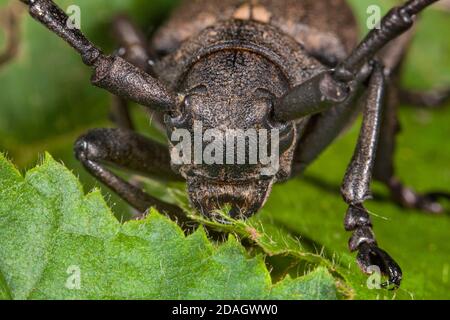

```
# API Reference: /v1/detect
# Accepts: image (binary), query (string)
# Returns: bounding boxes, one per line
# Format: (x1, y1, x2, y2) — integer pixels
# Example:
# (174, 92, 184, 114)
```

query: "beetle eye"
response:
(182, 92, 197, 112)
(173, 84, 207, 117)
(189, 84, 207, 95)
(254, 88, 275, 99)
(178, 84, 208, 113)
(255, 88, 275, 106)
(182, 94, 192, 109)
(266, 98, 275, 116)
(170, 94, 190, 119)
(254, 88, 279, 124)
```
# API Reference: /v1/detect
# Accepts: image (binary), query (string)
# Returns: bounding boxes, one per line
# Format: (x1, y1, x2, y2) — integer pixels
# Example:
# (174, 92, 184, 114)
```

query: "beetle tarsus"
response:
(357, 242, 402, 289)
(345, 204, 403, 289)
(399, 87, 450, 108)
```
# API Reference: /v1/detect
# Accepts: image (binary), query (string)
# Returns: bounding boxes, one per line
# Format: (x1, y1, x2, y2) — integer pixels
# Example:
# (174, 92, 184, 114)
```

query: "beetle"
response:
(19, 0, 450, 288)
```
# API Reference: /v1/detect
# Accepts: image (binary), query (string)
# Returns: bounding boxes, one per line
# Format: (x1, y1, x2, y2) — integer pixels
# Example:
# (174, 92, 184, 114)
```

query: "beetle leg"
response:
(374, 81, 450, 213)
(74, 128, 189, 223)
(341, 63, 402, 289)
(399, 87, 450, 108)
(335, 0, 439, 82)
(290, 64, 375, 174)
(379, 25, 450, 109)
(265, 1, 439, 122)
(108, 14, 154, 131)
(276, 0, 439, 121)
(387, 179, 450, 213)
(376, 16, 450, 110)
(112, 14, 153, 72)
(109, 96, 135, 131)
(20, 0, 177, 113)
(0, 2, 21, 67)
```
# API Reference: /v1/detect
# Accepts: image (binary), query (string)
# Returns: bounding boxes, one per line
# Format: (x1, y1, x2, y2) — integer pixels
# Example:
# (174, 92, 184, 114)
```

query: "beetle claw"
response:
(357, 242, 402, 289)
(421, 192, 450, 214)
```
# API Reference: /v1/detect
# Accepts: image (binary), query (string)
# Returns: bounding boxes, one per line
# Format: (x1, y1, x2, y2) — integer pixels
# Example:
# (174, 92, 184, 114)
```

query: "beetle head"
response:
(166, 50, 297, 218)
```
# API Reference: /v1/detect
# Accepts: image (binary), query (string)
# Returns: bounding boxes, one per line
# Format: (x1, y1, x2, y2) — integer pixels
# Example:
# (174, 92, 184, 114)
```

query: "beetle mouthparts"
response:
(187, 178, 274, 220)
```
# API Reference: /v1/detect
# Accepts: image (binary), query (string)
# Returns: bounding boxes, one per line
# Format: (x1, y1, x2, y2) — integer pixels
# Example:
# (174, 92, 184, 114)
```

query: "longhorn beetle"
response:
(20, 0, 450, 288)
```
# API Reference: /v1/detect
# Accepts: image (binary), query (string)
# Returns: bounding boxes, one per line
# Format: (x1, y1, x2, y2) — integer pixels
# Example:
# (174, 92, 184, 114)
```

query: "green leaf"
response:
(0, 0, 176, 166)
(0, 271, 11, 300)
(269, 267, 337, 300)
(1, 0, 449, 300)
(0, 153, 337, 300)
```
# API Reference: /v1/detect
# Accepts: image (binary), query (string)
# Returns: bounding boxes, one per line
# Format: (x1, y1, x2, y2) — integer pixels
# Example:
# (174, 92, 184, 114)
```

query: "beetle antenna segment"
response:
(274, 71, 350, 121)
(275, 0, 439, 122)
(335, 0, 439, 81)
(19, 0, 177, 112)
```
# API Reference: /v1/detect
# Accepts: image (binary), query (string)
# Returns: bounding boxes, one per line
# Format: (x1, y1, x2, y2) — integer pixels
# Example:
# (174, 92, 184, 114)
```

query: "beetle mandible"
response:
(20, 0, 450, 288)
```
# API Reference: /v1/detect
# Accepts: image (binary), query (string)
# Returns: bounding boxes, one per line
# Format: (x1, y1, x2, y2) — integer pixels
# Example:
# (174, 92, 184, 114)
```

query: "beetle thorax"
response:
(182, 49, 288, 128)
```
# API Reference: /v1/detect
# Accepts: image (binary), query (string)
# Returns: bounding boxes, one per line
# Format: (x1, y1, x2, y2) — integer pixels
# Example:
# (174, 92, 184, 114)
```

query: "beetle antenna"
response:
(20, 0, 177, 113)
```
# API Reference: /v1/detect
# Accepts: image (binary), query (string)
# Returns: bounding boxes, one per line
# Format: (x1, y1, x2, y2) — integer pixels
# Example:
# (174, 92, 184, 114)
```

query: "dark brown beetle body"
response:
(150, 0, 358, 217)
(152, 0, 357, 61)
(20, 0, 449, 288)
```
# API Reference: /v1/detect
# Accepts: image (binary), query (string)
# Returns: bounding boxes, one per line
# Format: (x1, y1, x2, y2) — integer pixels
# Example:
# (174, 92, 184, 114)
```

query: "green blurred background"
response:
(0, 0, 449, 299)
